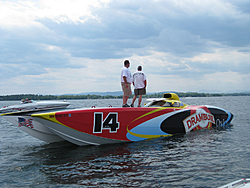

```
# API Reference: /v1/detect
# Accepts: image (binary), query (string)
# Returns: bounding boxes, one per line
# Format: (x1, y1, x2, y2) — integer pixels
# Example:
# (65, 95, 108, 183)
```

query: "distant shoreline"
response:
(0, 92, 249, 101)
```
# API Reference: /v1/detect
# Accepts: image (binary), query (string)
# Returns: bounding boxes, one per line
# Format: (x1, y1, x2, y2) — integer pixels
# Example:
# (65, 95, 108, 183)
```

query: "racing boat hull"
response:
(218, 178, 250, 188)
(31, 104, 233, 146)
(2, 93, 233, 145)
(1, 101, 70, 143)
(3, 111, 65, 143)
(0, 101, 70, 113)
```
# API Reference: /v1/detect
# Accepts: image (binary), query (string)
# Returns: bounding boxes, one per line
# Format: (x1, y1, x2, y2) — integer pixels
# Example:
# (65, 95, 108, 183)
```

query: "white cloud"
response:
(0, 0, 111, 27)
(0, 0, 250, 95)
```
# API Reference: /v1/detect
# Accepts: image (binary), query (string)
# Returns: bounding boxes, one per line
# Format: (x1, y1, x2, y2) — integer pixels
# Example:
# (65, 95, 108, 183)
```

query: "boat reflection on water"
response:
(28, 134, 190, 185)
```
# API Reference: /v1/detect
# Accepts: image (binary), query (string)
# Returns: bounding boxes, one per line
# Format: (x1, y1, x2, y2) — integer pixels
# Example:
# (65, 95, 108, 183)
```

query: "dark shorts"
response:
(134, 88, 146, 95)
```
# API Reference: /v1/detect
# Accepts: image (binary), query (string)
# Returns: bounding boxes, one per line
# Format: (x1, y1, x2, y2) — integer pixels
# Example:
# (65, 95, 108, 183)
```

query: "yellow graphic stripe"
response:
(208, 122, 212, 129)
(31, 112, 66, 126)
(126, 126, 172, 139)
(132, 107, 166, 123)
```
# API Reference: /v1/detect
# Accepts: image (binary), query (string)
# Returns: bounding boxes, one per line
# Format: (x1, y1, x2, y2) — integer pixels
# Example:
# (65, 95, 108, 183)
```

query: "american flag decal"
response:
(18, 117, 34, 128)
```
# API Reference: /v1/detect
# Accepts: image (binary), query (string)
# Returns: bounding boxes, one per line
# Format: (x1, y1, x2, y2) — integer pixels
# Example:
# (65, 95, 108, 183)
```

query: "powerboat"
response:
(218, 178, 250, 188)
(1, 100, 70, 143)
(25, 93, 233, 146)
(0, 100, 70, 113)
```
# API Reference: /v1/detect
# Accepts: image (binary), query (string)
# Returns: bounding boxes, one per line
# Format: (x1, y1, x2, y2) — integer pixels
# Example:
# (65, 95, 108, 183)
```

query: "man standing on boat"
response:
(121, 60, 132, 107)
(130, 65, 147, 107)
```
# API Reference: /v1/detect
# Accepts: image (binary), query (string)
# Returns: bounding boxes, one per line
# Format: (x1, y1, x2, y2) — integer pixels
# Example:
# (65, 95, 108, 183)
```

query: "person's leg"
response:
(138, 95, 142, 107)
(131, 95, 137, 107)
(123, 95, 129, 105)
(122, 82, 131, 106)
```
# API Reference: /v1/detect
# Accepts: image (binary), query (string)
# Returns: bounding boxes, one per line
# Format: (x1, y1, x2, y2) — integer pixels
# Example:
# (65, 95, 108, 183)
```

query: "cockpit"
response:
(146, 100, 184, 107)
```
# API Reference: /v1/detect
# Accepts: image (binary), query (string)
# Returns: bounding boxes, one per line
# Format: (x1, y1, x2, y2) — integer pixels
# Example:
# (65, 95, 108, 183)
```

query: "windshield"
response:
(148, 100, 183, 107)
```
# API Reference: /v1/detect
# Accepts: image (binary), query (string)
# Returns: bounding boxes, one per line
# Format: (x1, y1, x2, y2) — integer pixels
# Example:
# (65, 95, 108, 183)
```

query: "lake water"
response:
(0, 96, 250, 187)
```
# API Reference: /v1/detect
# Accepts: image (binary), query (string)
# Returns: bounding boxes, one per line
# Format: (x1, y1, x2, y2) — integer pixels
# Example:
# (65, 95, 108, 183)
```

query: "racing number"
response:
(93, 112, 119, 133)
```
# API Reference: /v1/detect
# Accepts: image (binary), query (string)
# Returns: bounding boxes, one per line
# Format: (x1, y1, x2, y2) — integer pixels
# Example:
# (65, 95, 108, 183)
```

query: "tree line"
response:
(0, 92, 249, 101)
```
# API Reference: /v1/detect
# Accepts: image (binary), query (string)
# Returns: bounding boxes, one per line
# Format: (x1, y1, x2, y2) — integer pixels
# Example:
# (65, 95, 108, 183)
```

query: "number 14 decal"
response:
(93, 112, 120, 133)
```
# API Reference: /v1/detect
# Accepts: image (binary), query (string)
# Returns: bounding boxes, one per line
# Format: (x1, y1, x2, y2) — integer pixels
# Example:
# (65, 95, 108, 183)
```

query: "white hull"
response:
(218, 178, 250, 188)
(0, 101, 70, 113)
(4, 115, 64, 143)
(1, 101, 70, 143)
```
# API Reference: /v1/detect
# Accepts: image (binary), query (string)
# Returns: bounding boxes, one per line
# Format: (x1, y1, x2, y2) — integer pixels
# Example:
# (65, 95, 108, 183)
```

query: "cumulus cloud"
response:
(0, 0, 250, 94)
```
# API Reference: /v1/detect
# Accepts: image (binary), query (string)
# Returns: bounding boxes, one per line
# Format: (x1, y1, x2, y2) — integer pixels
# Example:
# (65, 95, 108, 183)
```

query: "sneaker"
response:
(130, 104, 134, 107)
(122, 104, 130, 107)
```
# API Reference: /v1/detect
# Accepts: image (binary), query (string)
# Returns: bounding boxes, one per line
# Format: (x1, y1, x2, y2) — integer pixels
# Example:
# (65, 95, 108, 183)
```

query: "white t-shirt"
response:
(121, 67, 132, 83)
(132, 71, 146, 89)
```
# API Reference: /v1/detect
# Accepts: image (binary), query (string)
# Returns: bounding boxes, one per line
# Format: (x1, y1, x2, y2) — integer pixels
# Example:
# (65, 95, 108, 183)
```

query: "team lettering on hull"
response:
(183, 108, 215, 132)
(186, 113, 214, 128)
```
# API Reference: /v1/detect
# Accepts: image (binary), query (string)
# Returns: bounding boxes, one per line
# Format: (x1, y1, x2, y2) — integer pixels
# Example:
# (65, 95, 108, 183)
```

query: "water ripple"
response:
(1, 97, 250, 187)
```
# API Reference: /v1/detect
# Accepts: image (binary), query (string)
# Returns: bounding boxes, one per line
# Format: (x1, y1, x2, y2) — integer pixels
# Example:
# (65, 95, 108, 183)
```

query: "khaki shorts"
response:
(121, 82, 132, 96)
(134, 88, 146, 95)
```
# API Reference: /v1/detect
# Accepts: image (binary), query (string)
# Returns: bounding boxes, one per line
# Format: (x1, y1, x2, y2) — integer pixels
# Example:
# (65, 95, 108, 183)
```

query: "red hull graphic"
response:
(32, 105, 233, 145)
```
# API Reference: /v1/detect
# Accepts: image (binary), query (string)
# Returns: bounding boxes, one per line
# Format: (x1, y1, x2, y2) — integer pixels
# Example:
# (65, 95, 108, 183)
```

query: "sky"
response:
(0, 0, 250, 95)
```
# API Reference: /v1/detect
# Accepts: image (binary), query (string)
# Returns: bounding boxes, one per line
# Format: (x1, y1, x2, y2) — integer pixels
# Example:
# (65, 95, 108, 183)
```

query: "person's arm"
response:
(144, 80, 147, 88)
(123, 76, 128, 88)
